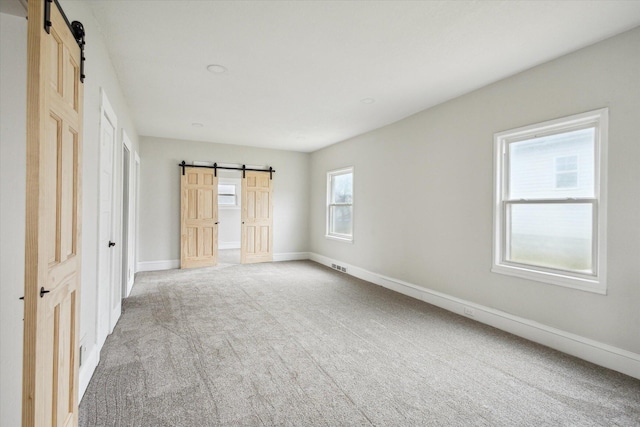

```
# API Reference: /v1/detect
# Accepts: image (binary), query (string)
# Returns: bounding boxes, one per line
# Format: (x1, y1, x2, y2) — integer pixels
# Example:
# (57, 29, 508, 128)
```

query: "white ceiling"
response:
(88, 1, 640, 152)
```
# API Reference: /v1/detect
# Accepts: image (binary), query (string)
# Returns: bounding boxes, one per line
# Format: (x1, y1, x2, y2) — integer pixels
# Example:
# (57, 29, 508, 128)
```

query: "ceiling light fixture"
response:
(207, 64, 227, 74)
(191, 122, 204, 128)
(360, 98, 375, 104)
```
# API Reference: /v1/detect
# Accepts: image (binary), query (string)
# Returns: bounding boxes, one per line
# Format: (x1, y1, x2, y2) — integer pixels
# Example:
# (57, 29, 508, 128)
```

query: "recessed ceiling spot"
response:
(191, 122, 204, 128)
(207, 64, 227, 74)
(361, 98, 375, 104)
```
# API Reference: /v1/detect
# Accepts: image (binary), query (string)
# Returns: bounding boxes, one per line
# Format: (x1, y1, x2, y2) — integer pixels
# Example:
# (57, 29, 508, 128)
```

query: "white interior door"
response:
(97, 89, 120, 348)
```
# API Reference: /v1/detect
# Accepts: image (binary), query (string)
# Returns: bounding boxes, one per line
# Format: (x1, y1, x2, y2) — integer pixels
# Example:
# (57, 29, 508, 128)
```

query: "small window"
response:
(555, 155, 578, 189)
(493, 109, 607, 293)
(218, 183, 237, 206)
(326, 167, 353, 241)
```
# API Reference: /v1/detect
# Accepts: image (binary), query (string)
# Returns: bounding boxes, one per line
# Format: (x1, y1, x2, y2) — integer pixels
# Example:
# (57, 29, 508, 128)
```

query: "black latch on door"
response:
(109, 241, 116, 247)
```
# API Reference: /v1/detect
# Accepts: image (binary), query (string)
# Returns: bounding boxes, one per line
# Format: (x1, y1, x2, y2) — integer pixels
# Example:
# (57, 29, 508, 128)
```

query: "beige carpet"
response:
(79, 261, 640, 426)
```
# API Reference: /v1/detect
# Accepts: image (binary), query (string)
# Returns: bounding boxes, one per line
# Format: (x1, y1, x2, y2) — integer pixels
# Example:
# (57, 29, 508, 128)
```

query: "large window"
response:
(493, 109, 607, 293)
(326, 167, 353, 241)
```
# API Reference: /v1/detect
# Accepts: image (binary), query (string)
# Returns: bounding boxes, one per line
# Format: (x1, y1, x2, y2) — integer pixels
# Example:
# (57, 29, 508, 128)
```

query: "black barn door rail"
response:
(179, 161, 275, 179)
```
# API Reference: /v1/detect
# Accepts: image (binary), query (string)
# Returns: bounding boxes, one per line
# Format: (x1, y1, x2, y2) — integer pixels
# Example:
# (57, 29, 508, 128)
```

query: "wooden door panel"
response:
(260, 226, 270, 252)
(60, 128, 78, 261)
(22, 1, 83, 426)
(24, 1, 83, 425)
(181, 168, 218, 268)
(260, 192, 270, 219)
(241, 171, 273, 264)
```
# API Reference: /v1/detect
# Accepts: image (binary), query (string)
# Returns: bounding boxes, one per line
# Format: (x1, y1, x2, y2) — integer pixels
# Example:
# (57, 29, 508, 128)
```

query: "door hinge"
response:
(44, 0, 53, 33)
(71, 21, 86, 82)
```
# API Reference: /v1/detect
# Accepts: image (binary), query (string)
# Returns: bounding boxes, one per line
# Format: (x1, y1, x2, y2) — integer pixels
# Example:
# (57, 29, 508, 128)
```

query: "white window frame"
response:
(492, 108, 608, 294)
(326, 166, 354, 243)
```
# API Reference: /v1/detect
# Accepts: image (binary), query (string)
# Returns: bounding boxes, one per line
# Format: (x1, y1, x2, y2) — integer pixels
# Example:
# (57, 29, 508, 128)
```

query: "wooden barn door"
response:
(241, 171, 273, 264)
(181, 167, 219, 268)
(23, 1, 84, 426)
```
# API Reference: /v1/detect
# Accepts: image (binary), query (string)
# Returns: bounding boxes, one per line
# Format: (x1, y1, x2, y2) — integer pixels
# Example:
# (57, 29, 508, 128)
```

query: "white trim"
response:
(492, 108, 608, 293)
(121, 130, 135, 297)
(133, 152, 141, 274)
(273, 252, 310, 262)
(78, 345, 99, 401)
(308, 252, 640, 380)
(137, 259, 180, 272)
(324, 234, 354, 243)
(219, 241, 241, 250)
(326, 166, 354, 242)
(136, 253, 310, 269)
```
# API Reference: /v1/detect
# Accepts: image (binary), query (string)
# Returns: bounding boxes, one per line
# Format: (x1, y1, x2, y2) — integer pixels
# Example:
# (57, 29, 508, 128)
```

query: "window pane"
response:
(509, 128, 594, 199)
(330, 205, 352, 235)
(218, 184, 235, 195)
(218, 195, 236, 205)
(331, 173, 353, 204)
(508, 203, 593, 273)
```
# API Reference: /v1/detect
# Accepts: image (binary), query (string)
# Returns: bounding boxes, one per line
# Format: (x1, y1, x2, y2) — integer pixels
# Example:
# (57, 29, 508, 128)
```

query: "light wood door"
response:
(181, 167, 219, 268)
(241, 171, 273, 264)
(23, 1, 83, 426)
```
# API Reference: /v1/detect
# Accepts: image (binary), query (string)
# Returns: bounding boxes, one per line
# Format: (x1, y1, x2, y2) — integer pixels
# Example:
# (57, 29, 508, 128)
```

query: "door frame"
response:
(121, 130, 136, 298)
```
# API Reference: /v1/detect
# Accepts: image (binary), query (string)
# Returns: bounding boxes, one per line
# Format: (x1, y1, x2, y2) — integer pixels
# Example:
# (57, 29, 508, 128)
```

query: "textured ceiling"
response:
(89, 1, 640, 152)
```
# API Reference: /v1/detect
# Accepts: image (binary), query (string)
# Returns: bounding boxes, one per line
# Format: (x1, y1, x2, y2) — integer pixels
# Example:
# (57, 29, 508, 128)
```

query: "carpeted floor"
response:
(79, 261, 640, 426)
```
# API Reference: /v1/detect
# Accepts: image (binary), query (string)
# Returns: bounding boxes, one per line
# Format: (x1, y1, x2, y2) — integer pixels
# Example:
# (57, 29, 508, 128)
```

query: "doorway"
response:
(217, 170, 242, 265)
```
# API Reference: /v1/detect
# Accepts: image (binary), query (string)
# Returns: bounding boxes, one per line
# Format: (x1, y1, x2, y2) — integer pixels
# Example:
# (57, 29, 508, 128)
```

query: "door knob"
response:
(40, 287, 50, 298)
(109, 241, 116, 247)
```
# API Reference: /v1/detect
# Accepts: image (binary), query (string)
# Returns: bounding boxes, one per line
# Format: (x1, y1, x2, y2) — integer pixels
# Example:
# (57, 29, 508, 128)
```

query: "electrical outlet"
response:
(463, 307, 474, 317)
(340, 266, 346, 273)
(331, 264, 337, 269)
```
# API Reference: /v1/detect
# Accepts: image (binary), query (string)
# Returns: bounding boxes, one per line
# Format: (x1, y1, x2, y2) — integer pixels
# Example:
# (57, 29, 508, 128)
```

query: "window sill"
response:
(325, 234, 353, 243)
(491, 263, 606, 295)
(219, 205, 240, 210)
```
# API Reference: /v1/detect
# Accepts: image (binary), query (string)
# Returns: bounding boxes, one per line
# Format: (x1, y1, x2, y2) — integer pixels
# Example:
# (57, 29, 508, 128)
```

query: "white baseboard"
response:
(78, 345, 99, 400)
(274, 252, 310, 262)
(137, 259, 180, 272)
(136, 253, 309, 271)
(219, 241, 240, 250)
(309, 252, 640, 380)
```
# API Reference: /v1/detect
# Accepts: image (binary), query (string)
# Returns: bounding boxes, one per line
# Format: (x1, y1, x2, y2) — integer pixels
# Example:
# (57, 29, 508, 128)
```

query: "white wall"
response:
(0, 3, 141, 423)
(0, 12, 27, 427)
(56, 0, 141, 395)
(138, 137, 309, 267)
(310, 28, 640, 356)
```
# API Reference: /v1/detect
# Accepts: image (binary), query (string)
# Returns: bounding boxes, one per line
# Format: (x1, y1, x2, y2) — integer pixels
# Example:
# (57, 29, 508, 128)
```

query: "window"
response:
(493, 109, 607, 293)
(555, 155, 578, 189)
(326, 167, 353, 241)
(218, 183, 238, 207)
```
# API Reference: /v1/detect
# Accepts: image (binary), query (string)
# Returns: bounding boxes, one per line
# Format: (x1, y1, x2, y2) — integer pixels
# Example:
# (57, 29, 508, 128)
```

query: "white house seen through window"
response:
(327, 167, 353, 241)
(493, 108, 607, 293)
